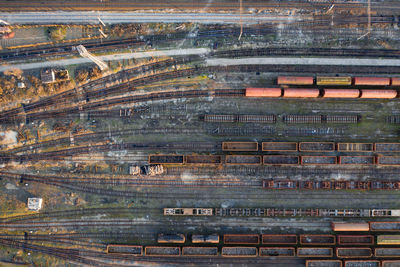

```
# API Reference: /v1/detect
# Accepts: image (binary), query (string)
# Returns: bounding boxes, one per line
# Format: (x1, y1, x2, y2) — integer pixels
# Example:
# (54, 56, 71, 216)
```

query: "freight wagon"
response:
(377, 235, 400, 245)
(336, 248, 372, 258)
(182, 247, 218, 257)
(221, 247, 258, 257)
(157, 234, 185, 243)
(163, 208, 213, 216)
(192, 234, 220, 244)
(337, 235, 374, 246)
(106, 245, 143, 255)
(224, 234, 259, 245)
(306, 260, 343, 267)
(344, 261, 379, 267)
(370, 222, 400, 232)
(264, 179, 400, 191)
(300, 235, 336, 246)
(298, 247, 333, 258)
(259, 247, 295, 257)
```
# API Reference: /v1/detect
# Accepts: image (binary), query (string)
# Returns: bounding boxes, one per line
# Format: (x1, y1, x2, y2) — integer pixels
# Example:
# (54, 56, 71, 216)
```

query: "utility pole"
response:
(238, 0, 243, 40)
(367, 0, 371, 35)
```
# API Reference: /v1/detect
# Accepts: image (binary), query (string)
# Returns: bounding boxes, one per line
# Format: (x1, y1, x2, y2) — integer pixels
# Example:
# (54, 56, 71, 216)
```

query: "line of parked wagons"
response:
(263, 180, 400, 190)
(163, 208, 400, 217)
(245, 76, 400, 99)
(106, 232, 400, 267)
(150, 154, 400, 166)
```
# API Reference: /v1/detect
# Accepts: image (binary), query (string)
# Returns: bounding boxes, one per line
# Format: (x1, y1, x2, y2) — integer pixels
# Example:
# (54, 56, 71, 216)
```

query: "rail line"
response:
(4, 127, 204, 154)
(0, 238, 302, 267)
(2, 171, 400, 202)
(4, 60, 400, 124)
(0, 37, 145, 61)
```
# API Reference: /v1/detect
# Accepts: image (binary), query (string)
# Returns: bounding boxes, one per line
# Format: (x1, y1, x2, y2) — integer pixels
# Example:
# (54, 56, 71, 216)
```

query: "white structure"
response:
(76, 45, 108, 71)
(27, 198, 43, 211)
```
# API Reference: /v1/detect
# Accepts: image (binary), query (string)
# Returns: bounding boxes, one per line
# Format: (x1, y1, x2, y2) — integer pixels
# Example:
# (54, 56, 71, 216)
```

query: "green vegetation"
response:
(47, 26, 67, 41)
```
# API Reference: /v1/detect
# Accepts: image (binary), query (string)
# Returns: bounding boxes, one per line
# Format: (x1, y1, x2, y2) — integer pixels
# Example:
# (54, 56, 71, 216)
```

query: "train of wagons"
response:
(163, 208, 400, 217)
(245, 75, 400, 98)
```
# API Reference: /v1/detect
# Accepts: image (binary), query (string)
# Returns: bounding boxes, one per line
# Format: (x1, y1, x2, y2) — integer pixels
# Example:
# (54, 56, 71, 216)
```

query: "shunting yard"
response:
(2, 1, 400, 266)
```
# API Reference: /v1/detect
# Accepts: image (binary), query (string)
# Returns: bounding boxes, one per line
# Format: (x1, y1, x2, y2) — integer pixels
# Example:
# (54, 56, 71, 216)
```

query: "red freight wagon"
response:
(283, 88, 320, 98)
(245, 88, 282, 97)
(354, 77, 391, 86)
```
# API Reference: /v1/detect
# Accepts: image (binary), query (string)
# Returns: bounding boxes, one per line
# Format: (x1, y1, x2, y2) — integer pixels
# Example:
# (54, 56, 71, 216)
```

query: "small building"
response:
(41, 69, 56, 84)
(41, 68, 69, 84)
(27, 198, 43, 211)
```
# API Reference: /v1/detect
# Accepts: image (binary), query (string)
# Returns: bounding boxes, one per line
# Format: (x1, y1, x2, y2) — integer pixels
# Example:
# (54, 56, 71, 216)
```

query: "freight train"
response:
(150, 154, 400, 166)
(246, 75, 400, 99)
(277, 76, 400, 86)
(246, 87, 398, 99)
(163, 208, 400, 217)
(263, 180, 400, 190)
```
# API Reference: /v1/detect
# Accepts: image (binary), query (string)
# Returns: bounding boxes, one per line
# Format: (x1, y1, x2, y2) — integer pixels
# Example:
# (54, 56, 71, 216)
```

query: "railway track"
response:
(0, 238, 304, 267)
(5, 127, 204, 154)
(3, 55, 400, 124)
(0, 37, 145, 61)
(2, 171, 400, 201)
(0, 141, 220, 163)
(0, 57, 199, 123)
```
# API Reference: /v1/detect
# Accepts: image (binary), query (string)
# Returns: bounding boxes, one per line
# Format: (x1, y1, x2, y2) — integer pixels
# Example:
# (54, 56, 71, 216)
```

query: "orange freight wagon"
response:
(245, 88, 282, 97)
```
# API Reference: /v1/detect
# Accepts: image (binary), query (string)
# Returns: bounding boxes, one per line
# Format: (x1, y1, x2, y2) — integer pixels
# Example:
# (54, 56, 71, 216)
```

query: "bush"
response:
(47, 27, 67, 41)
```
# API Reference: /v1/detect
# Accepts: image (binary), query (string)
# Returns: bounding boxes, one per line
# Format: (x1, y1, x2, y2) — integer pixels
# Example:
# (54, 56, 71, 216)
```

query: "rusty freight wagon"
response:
(222, 142, 258, 151)
(370, 222, 400, 232)
(337, 143, 374, 152)
(185, 155, 222, 165)
(192, 234, 220, 244)
(377, 156, 400, 165)
(157, 234, 185, 243)
(299, 142, 335, 152)
(262, 234, 297, 245)
(337, 235, 374, 246)
(262, 142, 298, 152)
(306, 260, 343, 267)
(259, 247, 295, 257)
(300, 235, 336, 246)
(297, 248, 334, 258)
(375, 143, 400, 152)
(106, 245, 143, 255)
(263, 155, 300, 165)
(182, 247, 218, 257)
(145, 246, 180, 256)
(225, 155, 261, 165)
(344, 261, 380, 267)
(375, 248, 400, 257)
(221, 247, 258, 257)
(336, 248, 372, 258)
(223, 234, 259, 245)
(301, 156, 337, 165)
(149, 154, 184, 164)
(339, 156, 375, 165)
